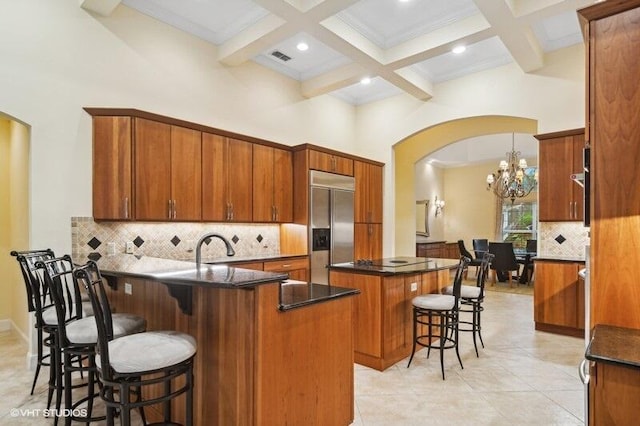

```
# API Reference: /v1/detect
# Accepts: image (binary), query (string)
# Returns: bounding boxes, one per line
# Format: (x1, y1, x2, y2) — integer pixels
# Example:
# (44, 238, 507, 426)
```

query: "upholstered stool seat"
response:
(98, 331, 196, 374)
(41, 301, 94, 325)
(407, 257, 470, 380)
(66, 313, 146, 345)
(443, 284, 481, 299)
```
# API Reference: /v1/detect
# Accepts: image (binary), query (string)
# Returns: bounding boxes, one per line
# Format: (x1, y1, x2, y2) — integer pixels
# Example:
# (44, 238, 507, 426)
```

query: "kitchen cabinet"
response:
(579, 1, 640, 330)
(533, 259, 585, 337)
(134, 118, 202, 221)
(202, 133, 252, 222)
(535, 128, 585, 222)
(252, 144, 293, 222)
(308, 149, 353, 176)
(92, 116, 133, 220)
(229, 257, 309, 282)
(354, 223, 382, 260)
(415, 241, 459, 258)
(354, 160, 383, 223)
(329, 264, 452, 371)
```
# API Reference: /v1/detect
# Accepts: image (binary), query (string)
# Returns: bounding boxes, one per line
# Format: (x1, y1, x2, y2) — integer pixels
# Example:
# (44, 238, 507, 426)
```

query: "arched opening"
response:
(393, 115, 538, 256)
(1, 112, 32, 363)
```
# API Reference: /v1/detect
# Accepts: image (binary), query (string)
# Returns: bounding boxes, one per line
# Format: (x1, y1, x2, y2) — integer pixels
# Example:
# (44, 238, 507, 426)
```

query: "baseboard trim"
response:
(0, 319, 10, 332)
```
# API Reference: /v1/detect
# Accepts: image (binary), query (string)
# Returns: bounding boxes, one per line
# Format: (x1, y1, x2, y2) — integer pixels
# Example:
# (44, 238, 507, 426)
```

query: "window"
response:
(500, 201, 536, 251)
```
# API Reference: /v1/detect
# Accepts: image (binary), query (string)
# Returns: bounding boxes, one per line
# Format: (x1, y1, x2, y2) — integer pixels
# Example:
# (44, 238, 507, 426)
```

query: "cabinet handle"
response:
(168, 200, 172, 219)
(272, 205, 276, 222)
(226, 203, 230, 221)
(230, 203, 234, 221)
(124, 197, 129, 219)
(282, 264, 291, 268)
(275, 206, 278, 221)
(172, 200, 176, 219)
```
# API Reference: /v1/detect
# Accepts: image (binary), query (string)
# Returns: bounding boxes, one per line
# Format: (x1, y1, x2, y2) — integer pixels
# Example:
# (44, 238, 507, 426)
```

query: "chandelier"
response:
(486, 133, 537, 203)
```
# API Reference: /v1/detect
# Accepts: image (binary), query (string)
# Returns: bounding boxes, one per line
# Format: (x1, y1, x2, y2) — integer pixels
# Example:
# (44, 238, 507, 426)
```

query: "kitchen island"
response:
(91, 254, 358, 426)
(329, 257, 460, 371)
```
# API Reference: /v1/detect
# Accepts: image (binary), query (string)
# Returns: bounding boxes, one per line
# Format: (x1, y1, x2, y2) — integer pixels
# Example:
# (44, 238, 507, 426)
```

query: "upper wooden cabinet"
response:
(579, 2, 640, 332)
(252, 145, 293, 222)
(134, 119, 202, 221)
(309, 149, 353, 176)
(92, 116, 133, 220)
(536, 128, 585, 222)
(202, 133, 252, 222)
(354, 160, 383, 223)
(354, 223, 382, 260)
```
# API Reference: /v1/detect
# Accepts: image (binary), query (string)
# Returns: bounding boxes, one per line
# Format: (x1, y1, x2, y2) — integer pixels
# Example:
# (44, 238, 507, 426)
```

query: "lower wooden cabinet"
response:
(234, 257, 309, 282)
(589, 362, 640, 425)
(416, 241, 459, 258)
(533, 260, 585, 337)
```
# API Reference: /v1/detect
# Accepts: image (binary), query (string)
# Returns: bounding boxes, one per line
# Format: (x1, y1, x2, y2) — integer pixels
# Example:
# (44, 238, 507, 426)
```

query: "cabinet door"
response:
(591, 363, 640, 426)
(92, 116, 132, 220)
(539, 137, 575, 221)
(309, 150, 353, 176)
(273, 147, 293, 222)
(170, 126, 201, 221)
(227, 138, 253, 222)
(202, 133, 227, 221)
(382, 275, 408, 358)
(355, 161, 383, 223)
(534, 261, 581, 328)
(252, 144, 274, 222)
(354, 223, 382, 260)
(252, 146, 293, 222)
(134, 118, 171, 220)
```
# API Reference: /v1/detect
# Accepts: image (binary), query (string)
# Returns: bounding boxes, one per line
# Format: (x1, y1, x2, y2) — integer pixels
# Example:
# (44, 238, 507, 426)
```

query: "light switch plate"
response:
(410, 282, 418, 292)
(125, 241, 134, 254)
(124, 282, 132, 295)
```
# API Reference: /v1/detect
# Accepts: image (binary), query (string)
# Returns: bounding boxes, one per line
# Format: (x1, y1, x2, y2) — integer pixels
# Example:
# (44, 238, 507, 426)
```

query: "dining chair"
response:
(472, 239, 489, 259)
(488, 242, 520, 288)
(457, 240, 482, 278)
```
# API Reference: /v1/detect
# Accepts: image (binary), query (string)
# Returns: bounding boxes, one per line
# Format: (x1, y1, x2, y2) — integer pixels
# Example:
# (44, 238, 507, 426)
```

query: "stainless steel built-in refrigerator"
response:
(309, 170, 355, 285)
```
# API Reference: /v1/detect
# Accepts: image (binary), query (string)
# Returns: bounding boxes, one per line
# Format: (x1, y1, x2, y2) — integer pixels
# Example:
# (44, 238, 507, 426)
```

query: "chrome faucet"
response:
(195, 232, 235, 269)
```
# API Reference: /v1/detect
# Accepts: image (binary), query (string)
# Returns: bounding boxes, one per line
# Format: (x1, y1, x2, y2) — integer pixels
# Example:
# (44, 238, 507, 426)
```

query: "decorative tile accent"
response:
(88, 252, 102, 261)
(87, 237, 102, 249)
(71, 218, 281, 262)
(554, 234, 566, 244)
(133, 236, 144, 247)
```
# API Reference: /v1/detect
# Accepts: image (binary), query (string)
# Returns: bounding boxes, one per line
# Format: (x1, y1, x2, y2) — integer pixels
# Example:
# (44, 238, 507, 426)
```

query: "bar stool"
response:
(407, 256, 469, 380)
(10, 249, 56, 397)
(38, 255, 147, 426)
(74, 260, 196, 426)
(443, 252, 494, 357)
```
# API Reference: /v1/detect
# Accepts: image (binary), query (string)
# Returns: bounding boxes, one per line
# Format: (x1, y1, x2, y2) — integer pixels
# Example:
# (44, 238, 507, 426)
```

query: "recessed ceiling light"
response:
(452, 45, 466, 54)
(360, 77, 371, 85)
(398, 0, 411, 3)
(296, 42, 309, 52)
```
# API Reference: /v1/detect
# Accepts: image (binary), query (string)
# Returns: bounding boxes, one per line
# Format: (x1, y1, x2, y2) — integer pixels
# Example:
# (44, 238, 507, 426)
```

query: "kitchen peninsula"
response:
(329, 257, 460, 371)
(92, 254, 358, 426)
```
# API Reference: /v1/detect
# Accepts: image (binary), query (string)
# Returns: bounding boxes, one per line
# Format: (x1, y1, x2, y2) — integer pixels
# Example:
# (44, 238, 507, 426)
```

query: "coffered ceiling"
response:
(82, 0, 595, 105)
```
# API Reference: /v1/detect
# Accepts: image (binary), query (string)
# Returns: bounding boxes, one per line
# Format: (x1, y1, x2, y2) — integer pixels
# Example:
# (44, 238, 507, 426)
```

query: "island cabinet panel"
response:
(329, 265, 453, 371)
(252, 144, 293, 222)
(590, 363, 640, 426)
(533, 260, 584, 337)
(202, 133, 253, 222)
(92, 116, 133, 220)
(354, 160, 383, 224)
(536, 129, 585, 222)
(134, 119, 202, 221)
(255, 284, 354, 426)
(106, 277, 354, 426)
(308, 149, 353, 176)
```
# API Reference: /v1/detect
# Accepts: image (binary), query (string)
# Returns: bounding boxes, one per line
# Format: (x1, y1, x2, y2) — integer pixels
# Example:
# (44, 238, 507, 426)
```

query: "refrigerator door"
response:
(310, 187, 331, 285)
(331, 189, 354, 265)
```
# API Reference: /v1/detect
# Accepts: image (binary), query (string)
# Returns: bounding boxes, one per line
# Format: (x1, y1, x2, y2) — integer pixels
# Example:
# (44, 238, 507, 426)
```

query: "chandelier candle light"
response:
(486, 133, 537, 203)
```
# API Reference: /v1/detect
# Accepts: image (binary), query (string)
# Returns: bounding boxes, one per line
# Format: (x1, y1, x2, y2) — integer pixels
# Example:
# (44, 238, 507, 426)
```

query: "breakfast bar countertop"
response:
(329, 256, 460, 276)
(586, 324, 640, 369)
(86, 253, 289, 289)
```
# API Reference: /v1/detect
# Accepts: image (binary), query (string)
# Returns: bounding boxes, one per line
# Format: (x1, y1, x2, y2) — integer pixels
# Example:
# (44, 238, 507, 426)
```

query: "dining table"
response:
(514, 249, 536, 284)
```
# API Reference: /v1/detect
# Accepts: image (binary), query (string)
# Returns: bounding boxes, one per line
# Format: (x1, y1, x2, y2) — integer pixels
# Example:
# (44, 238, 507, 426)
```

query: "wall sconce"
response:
(434, 196, 445, 217)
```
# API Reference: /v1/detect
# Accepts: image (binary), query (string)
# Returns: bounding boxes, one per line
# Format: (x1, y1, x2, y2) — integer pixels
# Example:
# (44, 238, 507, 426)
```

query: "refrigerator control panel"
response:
(312, 228, 331, 251)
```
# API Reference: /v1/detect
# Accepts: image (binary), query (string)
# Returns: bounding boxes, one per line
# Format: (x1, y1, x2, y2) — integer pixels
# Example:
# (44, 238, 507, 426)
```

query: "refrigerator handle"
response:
(578, 359, 590, 384)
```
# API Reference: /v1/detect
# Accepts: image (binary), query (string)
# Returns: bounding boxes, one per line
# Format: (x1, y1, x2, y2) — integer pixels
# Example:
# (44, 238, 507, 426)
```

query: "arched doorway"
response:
(393, 115, 537, 255)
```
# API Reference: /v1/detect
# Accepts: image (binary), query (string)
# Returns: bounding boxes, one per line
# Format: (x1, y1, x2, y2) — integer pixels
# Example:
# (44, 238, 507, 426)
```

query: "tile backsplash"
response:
(538, 222, 589, 259)
(71, 217, 280, 262)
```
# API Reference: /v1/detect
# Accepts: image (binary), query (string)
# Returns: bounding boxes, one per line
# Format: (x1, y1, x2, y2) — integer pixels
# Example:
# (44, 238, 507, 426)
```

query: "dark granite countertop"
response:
(329, 257, 460, 276)
(586, 324, 640, 369)
(279, 280, 359, 311)
(86, 254, 288, 289)
(534, 255, 585, 263)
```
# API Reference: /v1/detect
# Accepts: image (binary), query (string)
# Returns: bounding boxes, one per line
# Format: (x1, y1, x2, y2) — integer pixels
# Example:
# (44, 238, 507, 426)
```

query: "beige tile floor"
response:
(0, 290, 584, 425)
